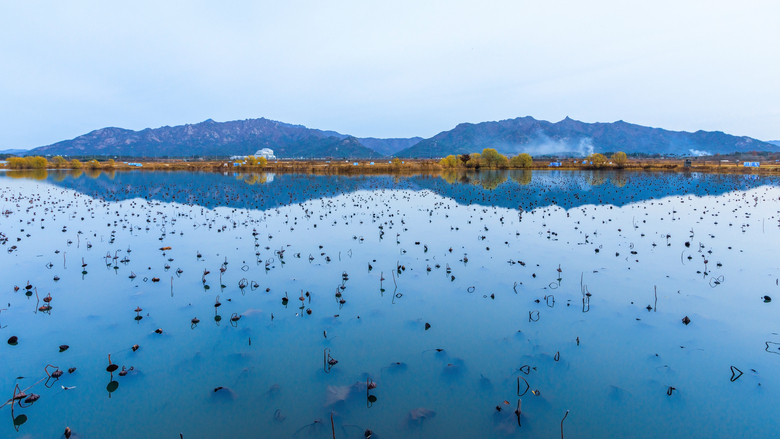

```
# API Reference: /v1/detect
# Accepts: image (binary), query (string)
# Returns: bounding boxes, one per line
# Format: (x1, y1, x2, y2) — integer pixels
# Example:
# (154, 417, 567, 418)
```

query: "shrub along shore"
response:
(4, 151, 780, 175)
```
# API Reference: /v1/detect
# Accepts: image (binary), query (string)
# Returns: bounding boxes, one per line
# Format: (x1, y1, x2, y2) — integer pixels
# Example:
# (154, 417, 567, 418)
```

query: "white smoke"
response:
(497, 134, 595, 157)
(578, 138, 595, 156)
(688, 149, 711, 157)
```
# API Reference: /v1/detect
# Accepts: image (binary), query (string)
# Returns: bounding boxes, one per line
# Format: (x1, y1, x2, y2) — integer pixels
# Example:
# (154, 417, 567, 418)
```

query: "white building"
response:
(255, 148, 276, 160)
(230, 149, 275, 161)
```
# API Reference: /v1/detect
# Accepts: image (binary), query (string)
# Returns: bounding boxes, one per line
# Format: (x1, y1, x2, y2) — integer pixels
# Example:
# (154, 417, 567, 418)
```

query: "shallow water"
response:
(1, 169, 779, 438)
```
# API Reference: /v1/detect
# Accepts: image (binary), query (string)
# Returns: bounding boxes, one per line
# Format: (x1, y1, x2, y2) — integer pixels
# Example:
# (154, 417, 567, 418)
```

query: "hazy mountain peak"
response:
(28, 118, 383, 158)
(395, 117, 779, 157)
(23, 116, 778, 159)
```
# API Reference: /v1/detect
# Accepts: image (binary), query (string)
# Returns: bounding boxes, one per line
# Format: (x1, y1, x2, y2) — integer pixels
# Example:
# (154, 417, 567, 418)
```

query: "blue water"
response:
(0, 169, 779, 438)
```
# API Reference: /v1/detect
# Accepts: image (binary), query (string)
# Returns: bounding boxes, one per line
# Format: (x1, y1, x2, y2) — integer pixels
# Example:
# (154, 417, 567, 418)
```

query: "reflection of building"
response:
(254, 148, 276, 160)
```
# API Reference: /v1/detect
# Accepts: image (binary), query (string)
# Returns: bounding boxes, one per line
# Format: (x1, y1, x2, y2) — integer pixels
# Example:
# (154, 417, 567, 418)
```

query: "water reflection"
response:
(4, 169, 775, 212)
(511, 170, 533, 185)
(4, 169, 48, 180)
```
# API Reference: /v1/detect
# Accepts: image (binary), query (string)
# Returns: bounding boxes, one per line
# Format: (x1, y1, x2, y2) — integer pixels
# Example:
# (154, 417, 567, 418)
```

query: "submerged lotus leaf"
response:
(325, 385, 353, 406)
(408, 407, 436, 426)
(106, 380, 119, 393)
(13, 414, 28, 427)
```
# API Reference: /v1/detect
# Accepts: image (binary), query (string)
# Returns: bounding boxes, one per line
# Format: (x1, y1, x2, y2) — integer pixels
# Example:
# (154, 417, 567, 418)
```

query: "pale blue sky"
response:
(1, 0, 778, 149)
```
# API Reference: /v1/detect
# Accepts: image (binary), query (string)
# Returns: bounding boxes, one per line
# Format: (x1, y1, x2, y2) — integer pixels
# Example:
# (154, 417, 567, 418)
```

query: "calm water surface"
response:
(1, 169, 779, 438)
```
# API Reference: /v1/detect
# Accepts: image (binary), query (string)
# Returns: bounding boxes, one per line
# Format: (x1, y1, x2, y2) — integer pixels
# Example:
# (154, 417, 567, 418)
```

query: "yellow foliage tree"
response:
(509, 153, 533, 168)
(611, 151, 627, 168)
(439, 155, 459, 168)
(70, 159, 83, 169)
(465, 153, 481, 168)
(480, 148, 508, 168)
(52, 156, 67, 168)
(28, 156, 48, 169)
(6, 157, 27, 169)
(6, 156, 47, 169)
(587, 153, 608, 167)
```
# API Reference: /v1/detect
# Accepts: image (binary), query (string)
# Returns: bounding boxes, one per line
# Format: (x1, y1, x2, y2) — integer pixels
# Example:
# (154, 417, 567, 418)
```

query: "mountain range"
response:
(0, 149, 31, 155)
(29, 119, 392, 159)
(23, 117, 779, 158)
(394, 117, 778, 157)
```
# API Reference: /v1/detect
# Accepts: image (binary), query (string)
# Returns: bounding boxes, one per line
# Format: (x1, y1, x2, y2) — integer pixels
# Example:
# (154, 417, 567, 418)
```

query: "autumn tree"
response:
(28, 156, 48, 169)
(439, 155, 459, 168)
(465, 153, 481, 168)
(509, 153, 533, 168)
(611, 151, 627, 168)
(52, 156, 67, 168)
(480, 148, 508, 168)
(6, 157, 27, 169)
(587, 153, 608, 167)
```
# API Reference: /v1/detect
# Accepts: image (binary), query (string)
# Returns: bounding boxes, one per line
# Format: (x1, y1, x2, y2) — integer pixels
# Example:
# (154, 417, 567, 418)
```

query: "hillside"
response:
(395, 117, 778, 157)
(25, 116, 776, 159)
(355, 137, 423, 156)
(0, 149, 30, 155)
(29, 118, 382, 158)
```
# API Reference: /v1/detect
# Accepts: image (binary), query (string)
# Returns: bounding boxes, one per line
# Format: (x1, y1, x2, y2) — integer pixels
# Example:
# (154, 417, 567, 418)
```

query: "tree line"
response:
(236, 156, 268, 168)
(438, 149, 628, 169)
(5, 156, 116, 169)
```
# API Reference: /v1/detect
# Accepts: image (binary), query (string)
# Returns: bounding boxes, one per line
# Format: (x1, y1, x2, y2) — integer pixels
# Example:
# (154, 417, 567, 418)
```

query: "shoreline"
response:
(4, 159, 780, 178)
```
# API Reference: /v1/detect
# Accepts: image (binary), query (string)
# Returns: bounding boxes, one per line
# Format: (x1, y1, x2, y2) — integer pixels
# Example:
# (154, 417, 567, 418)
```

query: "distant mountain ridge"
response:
(356, 137, 424, 156)
(768, 140, 780, 147)
(25, 116, 777, 158)
(0, 148, 30, 155)
(394, 116, 778, 157)
(30, 118, 386, 158)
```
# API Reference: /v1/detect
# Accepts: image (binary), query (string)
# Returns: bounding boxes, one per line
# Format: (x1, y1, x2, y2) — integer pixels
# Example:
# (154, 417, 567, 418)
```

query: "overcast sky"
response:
(1, 0, 778, 149)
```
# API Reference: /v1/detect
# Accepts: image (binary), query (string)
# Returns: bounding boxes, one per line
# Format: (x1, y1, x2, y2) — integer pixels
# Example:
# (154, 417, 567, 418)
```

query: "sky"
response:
(1, 0, 778, 150)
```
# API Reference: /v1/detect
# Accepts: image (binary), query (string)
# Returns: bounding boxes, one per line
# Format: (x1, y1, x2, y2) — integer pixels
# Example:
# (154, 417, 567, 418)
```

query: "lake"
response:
(1, 168, 779, 438)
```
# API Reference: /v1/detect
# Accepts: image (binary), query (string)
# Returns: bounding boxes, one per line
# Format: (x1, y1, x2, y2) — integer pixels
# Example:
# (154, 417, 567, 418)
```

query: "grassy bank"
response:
(5, 156, 780, 176)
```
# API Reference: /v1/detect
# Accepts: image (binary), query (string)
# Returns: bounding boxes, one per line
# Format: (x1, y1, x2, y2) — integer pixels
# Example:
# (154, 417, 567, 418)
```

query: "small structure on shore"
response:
(230, 149, 276, 161)
(255, 149, 276, 160)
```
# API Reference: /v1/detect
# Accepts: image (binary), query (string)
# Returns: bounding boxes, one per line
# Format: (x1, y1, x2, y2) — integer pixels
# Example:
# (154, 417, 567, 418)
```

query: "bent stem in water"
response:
(561, 410, 569, 439)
